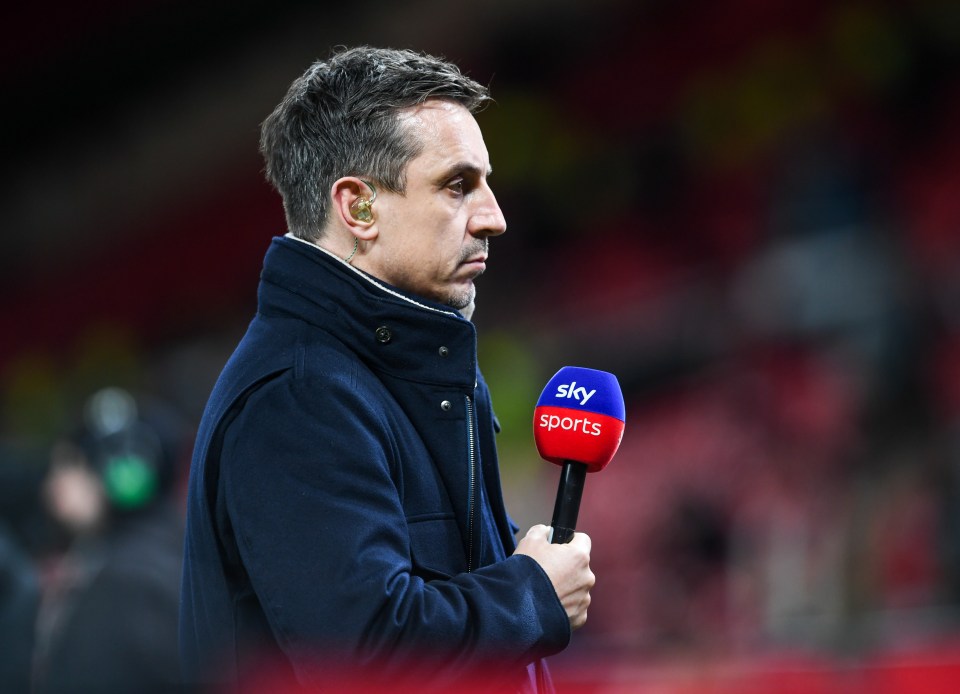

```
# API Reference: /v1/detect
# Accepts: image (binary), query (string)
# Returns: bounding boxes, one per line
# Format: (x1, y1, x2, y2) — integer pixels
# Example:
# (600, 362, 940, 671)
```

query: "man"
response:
(179, 46, 594, 693)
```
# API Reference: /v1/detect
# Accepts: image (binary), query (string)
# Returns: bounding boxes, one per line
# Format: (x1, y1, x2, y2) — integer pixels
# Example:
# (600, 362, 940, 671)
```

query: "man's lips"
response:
(460, 255, 487, 273)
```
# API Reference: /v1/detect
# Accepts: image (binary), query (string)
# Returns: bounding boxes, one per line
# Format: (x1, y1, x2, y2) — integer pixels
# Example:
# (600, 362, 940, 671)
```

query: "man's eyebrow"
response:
(438, 162, 493, 180)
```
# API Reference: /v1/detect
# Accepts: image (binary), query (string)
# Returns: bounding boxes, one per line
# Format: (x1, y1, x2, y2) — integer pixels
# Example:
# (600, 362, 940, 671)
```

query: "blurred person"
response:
(0, 450, 47, 694)
(0, 520, 39, 694)
(32, 387, 187, 694)
(180, 46, 592, 693)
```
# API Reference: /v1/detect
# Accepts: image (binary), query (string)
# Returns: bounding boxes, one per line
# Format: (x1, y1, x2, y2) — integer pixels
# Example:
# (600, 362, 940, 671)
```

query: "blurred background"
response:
(3, 0, 960, 691)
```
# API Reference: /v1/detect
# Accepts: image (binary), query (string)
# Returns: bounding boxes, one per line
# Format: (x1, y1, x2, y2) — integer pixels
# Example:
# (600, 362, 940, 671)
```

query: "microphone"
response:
(534, 366, 625, 544)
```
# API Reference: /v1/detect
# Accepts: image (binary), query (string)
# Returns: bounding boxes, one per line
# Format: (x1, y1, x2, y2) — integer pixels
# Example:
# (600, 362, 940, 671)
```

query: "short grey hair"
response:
(259, 46, 492, 240)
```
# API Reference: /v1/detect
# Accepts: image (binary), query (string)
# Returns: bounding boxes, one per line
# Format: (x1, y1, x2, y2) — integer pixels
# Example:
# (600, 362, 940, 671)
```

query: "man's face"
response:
(359, 100, 507, 309)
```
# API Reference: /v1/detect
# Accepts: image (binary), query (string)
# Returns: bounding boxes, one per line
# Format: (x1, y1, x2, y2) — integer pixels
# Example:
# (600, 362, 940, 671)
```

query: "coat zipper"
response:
(465, 394, 477, 573)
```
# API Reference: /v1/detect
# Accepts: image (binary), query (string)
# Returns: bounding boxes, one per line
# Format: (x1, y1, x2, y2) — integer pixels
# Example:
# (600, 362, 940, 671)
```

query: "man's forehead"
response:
(397, 100, 490, 171)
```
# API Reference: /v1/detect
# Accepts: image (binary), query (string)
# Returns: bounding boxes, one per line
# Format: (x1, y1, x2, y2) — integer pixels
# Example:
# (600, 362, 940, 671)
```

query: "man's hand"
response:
(514, 524, 594, 630)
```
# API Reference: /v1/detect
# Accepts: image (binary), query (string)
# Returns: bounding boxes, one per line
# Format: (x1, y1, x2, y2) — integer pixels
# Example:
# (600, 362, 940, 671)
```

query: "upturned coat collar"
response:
(258, 235, 479, 390)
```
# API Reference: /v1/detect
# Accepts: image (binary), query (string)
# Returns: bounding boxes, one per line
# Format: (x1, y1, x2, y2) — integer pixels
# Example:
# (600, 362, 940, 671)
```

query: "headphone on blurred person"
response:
(82, 387, 165, 511)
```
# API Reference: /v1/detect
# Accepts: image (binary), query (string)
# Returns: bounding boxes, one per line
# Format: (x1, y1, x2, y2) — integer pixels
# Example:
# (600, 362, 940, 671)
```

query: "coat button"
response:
(375, 326, 392, 344)
(440, 400, 452, 411)
(438, 346, 449, 358)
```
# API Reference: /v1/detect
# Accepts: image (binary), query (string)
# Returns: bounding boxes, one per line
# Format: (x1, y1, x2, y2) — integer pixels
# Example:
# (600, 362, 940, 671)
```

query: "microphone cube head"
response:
(533, 366, 625, 472)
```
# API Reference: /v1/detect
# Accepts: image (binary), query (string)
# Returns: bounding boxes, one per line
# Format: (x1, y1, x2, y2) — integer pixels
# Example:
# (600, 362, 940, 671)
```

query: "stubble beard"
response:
(446, 239, 487, 309)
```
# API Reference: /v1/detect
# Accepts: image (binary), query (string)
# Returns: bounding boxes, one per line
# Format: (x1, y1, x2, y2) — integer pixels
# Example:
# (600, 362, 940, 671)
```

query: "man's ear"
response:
(331, 177, 379, 241)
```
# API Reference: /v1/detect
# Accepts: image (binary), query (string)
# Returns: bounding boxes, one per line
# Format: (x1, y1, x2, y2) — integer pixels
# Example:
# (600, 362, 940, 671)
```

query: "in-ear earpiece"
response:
(350, 197, 373, 222)
(349, 180, 377, 223)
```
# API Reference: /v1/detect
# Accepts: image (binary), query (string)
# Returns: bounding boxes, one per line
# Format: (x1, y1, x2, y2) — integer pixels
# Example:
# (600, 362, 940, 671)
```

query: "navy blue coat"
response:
(179, 237, 569, 692)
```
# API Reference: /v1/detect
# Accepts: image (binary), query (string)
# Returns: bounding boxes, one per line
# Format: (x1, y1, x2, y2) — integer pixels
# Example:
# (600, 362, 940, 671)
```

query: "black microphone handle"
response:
(550, 460, 588, 544)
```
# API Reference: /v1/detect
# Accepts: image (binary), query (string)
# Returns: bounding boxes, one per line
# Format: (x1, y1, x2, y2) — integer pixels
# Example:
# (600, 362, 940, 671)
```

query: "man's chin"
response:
(444, 284, 476, 311)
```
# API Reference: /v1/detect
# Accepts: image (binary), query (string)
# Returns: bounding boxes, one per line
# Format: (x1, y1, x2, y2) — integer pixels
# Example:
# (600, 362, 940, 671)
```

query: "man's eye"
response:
(448, 179, 464, 194)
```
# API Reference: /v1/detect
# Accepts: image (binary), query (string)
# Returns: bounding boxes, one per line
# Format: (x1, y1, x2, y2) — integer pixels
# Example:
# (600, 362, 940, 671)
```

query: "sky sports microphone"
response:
(534, 366, 625, 544)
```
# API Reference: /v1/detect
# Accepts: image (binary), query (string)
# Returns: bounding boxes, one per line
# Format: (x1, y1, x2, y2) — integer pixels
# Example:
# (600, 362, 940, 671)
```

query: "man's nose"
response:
(469, 187, 507, 238)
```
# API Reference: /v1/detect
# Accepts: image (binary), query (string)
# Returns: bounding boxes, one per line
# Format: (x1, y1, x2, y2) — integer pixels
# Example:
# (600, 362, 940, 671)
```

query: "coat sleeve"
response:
(219, 370, 570, 688)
